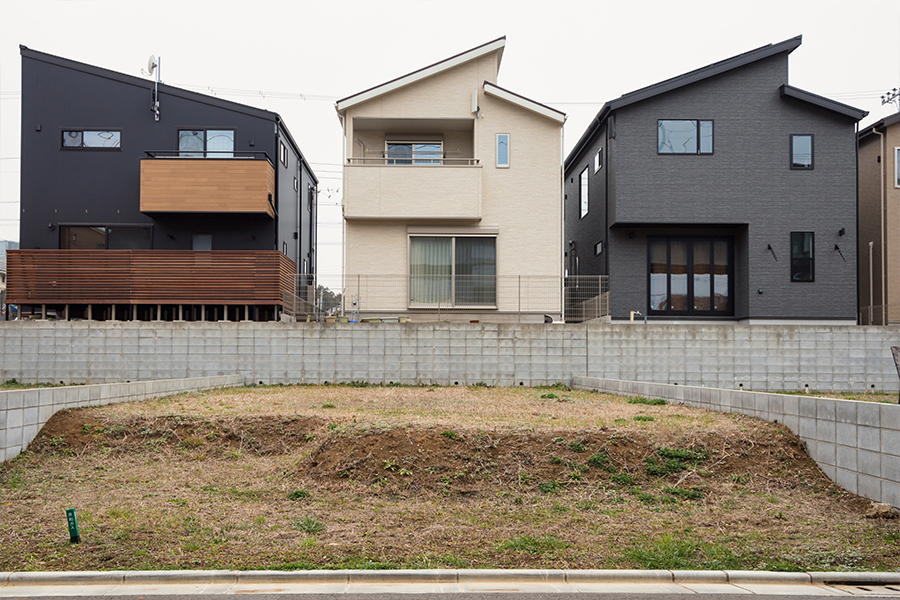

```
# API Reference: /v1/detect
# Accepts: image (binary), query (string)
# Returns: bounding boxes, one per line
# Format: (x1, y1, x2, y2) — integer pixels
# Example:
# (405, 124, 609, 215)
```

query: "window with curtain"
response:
(409, 236, 496, 306)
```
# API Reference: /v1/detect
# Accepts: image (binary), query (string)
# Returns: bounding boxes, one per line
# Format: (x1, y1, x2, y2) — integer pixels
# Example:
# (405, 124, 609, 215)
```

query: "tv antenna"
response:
(142, 55, 161, 121)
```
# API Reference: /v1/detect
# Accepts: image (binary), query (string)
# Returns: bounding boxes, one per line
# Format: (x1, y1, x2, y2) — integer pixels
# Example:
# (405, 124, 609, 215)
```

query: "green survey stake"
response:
(65, 508, 81, 544)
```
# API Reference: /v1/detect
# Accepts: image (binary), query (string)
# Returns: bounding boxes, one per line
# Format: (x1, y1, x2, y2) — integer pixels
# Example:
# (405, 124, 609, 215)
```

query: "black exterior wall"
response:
(564, 42, 863, 322)
(19, 46, 317, 274)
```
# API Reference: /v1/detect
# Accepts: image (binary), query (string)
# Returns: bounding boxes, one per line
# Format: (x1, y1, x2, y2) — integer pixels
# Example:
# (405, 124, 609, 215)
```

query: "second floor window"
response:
(580, 168, 589, 218)
(178, 130, 234, 157)
(791, 135, 813, 169)
(387, 142, 442, 165)
(62, 130, 121, 149)
(496, 134, 509, 167)
(658, 120, 713, 154)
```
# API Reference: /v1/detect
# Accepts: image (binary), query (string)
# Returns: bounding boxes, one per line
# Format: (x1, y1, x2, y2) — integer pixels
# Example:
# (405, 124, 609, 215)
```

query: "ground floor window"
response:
(649, 237, 731, 315)
(60, 226, 152, 250)
(409, 236, 496, 306)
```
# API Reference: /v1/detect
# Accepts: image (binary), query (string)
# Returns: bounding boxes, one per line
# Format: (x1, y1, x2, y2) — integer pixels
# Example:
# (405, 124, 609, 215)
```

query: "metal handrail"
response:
(143, 151, 274, 165)
(347, 157, 480, 166)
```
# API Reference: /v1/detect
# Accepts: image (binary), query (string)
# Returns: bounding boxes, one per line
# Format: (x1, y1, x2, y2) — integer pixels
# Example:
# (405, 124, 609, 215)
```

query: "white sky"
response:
(1, 0, 899, 275)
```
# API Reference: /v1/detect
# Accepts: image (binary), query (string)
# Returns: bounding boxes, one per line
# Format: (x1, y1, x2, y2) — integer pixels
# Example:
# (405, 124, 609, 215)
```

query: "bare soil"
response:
(1, 384, 898, 572)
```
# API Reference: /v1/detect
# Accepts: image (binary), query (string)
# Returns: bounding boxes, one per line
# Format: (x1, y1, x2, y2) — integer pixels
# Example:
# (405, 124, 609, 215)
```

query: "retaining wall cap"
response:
(123, 570, 237, 584)
(236, 570, 350, 583)
(457, 569, 566, 582)
(348, 569, 456, 583)
(8, 571, 125, 585)
(566, 569, 674, 582)
(0, 572, 9, 586)
(808, 572, 900, 584)
(672, 570, 729, 583)
(726, 570, 812, 584)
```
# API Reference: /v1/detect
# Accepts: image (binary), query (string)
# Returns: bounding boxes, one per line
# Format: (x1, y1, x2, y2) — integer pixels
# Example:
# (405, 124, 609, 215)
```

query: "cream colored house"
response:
(859, 111, 900, 324)
(336, 38, 565, 322)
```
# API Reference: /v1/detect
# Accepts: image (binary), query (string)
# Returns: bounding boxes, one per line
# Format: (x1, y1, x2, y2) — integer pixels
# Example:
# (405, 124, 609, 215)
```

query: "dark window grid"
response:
(59, 225, 153, 250)
(60, 129, 122, 151)
(790, 134, 814, 170)
(790, 231, 815, 282)
(647, 237, 733, 316)
(176, 128, 235, 157)
(657, 120, 714, 155)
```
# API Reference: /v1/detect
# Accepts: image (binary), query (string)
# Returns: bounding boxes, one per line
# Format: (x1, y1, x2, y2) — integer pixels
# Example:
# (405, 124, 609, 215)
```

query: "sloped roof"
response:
(566, 36, 810, 168)
(859, 110, 900, 141)
(483, 82, 565, 123)
(779, 84, 868, 120)
(20, 45, 317, 183)
(335, 37, 506, 112)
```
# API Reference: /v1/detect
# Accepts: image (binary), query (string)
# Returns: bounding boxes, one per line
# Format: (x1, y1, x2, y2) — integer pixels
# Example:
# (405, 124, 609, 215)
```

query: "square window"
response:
(790, 232, 814, 282)
(791, 135, 813, 169)
(178, 129, 233, 157)
(648, 237, 732, 315)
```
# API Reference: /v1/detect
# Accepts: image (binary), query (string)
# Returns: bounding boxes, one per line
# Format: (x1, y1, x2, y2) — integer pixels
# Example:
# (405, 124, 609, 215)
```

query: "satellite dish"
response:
(147, 55, 157, 76)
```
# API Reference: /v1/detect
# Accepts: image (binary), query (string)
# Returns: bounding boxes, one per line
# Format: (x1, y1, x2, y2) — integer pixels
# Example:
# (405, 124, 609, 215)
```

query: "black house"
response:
(10, 46, 317, 320)
(564, 36, 867, 323)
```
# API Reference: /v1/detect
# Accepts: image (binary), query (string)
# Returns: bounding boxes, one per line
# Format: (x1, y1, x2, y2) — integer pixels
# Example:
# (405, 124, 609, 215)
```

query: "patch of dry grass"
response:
(1, 384, 898, 572)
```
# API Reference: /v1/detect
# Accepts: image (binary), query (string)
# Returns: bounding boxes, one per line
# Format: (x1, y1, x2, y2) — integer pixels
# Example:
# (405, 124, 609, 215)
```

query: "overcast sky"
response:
(2, 0, 899, 274)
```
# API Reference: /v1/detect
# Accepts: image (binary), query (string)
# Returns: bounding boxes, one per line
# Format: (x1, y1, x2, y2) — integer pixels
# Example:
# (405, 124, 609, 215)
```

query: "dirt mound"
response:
(32, 408, 326, 457)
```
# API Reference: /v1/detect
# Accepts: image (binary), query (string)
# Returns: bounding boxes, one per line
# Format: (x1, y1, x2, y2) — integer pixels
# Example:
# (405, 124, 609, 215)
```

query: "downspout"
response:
(560, 122, 565, 322)
(873, 127, 885, 324)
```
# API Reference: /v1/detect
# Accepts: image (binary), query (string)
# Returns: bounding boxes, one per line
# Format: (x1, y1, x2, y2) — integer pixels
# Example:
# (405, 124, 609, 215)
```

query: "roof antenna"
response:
(143, 55, 161, 121)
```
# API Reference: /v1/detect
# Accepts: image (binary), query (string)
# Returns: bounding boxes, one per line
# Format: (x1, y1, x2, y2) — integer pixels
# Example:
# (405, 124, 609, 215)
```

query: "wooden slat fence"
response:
(6, 250, 296, 306)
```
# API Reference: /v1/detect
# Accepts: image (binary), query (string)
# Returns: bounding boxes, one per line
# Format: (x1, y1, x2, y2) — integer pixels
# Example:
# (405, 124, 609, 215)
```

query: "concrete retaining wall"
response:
(573, 375, 900, 509)
(2, 322, 900, 392)
(0, 375, 242, 462)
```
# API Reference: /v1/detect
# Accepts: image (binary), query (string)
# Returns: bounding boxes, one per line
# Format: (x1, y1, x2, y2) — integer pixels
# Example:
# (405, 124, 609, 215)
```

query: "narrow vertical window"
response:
(895, 147, 900, 187)
(790, 232, 814, 282)
(496, 134, 509, 167)
(280, 141, 288, 167)
(580, 168, 589, 218)
(791, 135, 813, 169)
(594, 148, 603, 173)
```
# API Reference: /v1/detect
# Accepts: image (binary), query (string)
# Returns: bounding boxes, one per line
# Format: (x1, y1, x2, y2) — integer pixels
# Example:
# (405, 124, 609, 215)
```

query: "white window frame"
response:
(496, 133, 510, 168)
(895, 147, 900, 188)
(580, 168, 589, 218)
(407, 233, 498, 309)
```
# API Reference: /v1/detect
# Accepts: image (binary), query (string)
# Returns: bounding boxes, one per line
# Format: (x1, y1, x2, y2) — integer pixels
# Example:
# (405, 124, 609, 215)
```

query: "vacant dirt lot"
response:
(1, 384, 898, 571)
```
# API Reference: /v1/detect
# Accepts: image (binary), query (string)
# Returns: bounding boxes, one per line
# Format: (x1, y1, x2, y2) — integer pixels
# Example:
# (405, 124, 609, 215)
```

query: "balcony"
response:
(5, 250, 295, 307)
(343, 158, 482, 220)
(140, 153, 275, 217)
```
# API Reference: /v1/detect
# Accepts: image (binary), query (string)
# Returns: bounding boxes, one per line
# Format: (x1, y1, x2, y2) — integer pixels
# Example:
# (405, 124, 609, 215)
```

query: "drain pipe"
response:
(873, 127, 885, 324)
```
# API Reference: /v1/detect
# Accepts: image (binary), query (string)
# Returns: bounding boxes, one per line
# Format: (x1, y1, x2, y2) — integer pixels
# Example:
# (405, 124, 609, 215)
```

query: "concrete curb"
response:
(4, 569, 900, 587)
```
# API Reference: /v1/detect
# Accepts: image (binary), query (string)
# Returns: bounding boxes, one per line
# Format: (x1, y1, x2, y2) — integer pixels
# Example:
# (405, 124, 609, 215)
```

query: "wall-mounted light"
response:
(839, 228, 846, 236)
(47, 223, 55, 231)
(758, 288, 764, 294)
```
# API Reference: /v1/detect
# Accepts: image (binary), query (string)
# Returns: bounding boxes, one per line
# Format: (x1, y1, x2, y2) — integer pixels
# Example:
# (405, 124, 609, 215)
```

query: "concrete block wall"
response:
(573, 375, 900, 509)
(2, 322, 900, 391)
(0, 375, 242, 462)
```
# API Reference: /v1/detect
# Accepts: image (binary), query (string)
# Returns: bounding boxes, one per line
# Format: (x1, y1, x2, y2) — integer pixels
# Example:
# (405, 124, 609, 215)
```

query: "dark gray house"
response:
(10, 46, 317, 321)
(564, 36, 867, 323)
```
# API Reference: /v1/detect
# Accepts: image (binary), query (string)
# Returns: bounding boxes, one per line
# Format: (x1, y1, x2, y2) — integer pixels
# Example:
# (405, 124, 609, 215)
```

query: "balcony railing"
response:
(347, 157, 480, 166)
(140, 152, 275, 217)
(6, 250, 296, 307)
(282, 274, 609, 323)
(343, 160, 482, 220)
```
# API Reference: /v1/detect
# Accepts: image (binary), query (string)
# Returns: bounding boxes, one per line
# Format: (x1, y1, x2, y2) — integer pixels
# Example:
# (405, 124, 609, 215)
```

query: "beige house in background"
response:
(336, 38, 565, 322)
(859, 111, 900, 325)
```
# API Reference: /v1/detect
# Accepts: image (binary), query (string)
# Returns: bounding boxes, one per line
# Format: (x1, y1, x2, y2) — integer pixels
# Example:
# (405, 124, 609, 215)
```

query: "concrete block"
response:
(835, 445, 857, 471)
(834, 468, 858, 494)
(23, 407, 39, 426)
(883, 405, 900, 432)
(857, 403, 881, 427)
(798, 397, 817, 418)
(882, 428, 900, 458)
(858, 426, 881, 452)
(798, 417, 816, 440)
(816, 398, 836, 421)
(835, 400, 857, 424)
(858, 449, 881, 477)
(858, 474, 882, 502)
(815, 419, 835, 443)
(835, 422, 857, 447)
(883, 451, 900, 483)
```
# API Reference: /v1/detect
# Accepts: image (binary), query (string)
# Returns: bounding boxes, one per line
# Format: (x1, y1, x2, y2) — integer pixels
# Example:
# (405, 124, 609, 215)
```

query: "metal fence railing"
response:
(859, 304, 900, 326)
(281, 274, 609, 323)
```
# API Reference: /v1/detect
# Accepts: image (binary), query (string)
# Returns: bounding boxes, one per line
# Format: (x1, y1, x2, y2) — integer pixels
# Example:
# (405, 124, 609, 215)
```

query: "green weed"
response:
(294, 517, 325, 533)
(628, 397, 667, 406)
(288, 489, 311, 500)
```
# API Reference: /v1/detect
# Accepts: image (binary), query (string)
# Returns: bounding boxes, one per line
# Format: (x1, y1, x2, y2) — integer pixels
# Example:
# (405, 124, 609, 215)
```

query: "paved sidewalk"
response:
(1, 570, 900, 596)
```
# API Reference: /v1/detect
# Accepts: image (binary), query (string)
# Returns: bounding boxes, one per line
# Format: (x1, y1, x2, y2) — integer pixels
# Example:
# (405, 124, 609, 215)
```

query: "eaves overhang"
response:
(859, 111, 900, 141)
(483, 82, 565, 123)
(779, 84, 868, 121)
(335, 37, 507, 113)
(565, 35, 804, 171)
